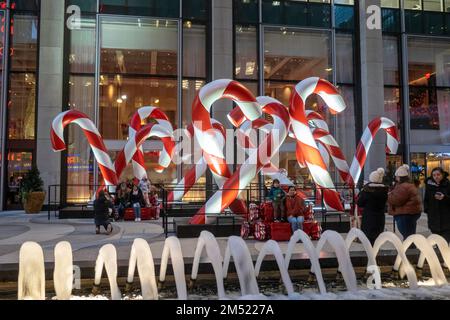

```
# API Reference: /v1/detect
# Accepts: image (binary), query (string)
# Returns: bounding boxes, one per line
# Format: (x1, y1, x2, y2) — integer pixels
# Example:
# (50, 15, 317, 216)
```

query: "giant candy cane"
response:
(128, 107, 175, 179)
(115, 122, 175, 180)
(289, 77, 346, 212)
(51, 110, 118, 189)
(190, 96, 289, 224)
(167, 120, 225, 203)
(350, 117, 399, 184)
(190, 79, 262, 218)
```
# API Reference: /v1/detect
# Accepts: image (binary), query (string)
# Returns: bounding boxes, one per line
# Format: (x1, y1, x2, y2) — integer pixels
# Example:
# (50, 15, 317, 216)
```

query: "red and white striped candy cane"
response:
(235, 116, 294, 185)
(350, 117, 399, 184)
(128, 107, 174, 179)
(289, 77, 346, 212)
(312, 128, 352, 185)
(115, 123, 175, 180)
(190, 96, 289, 224)
(167, 120, 225, 203)
(190, 80, 261, 220)
(51, 110, 118, 189)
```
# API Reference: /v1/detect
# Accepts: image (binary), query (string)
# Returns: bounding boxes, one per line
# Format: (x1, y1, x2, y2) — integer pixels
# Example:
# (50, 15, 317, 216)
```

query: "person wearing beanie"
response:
(387, 164, 422, 239)
(357, 168, 388, 244)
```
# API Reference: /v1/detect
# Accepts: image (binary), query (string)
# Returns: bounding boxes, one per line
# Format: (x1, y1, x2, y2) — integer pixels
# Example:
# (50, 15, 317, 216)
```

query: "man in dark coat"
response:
(424, 168, 450, 242)
(94, 191, 114, 234)
(357, 168, 388, 245)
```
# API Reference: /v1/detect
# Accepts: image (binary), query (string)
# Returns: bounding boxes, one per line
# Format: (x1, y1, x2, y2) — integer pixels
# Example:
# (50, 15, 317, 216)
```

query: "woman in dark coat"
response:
(128, 185, 145, 222)
(94, 191, 114, 234)
(424, 167, 450, 242)
(357, 168, 388, 245)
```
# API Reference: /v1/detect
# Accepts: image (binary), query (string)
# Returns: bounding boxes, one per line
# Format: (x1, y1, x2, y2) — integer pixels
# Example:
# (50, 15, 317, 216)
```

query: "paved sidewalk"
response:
(0, 211, 432, 267)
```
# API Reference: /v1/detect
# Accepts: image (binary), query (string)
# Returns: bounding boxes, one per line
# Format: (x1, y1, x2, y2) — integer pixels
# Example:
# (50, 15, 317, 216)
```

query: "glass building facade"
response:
(0, 0, 448, 209)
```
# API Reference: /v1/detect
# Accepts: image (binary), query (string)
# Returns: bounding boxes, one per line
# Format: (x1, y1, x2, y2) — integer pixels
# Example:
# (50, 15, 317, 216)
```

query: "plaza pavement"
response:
(0, 211, 432, 269)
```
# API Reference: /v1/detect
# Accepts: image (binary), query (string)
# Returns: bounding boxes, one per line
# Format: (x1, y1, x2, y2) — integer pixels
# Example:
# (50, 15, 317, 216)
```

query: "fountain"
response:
(373, 232, 418, 289)
(53, 241, 73, 300)
(254, 240, 294, 296)
(223, 236, 259, 296)
(393, 234, 447, 286)
(13, 228, 450, 300)
(127, 238, 158, 300)
(285, 230, 327, 294)
(191, 231, 226, 299)
(94, 244, 121, 300)
(314, 230, 357, 292)
(159, 236, 187, 300)
(418, 234, 450, 271)
(18, 242, 45, 300)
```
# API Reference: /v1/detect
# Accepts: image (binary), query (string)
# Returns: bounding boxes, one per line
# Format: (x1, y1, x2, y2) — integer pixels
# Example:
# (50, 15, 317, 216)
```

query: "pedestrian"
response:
(139, 177, 151, 207)
(387, 164, 422, 240)
(424, 167, 450, 242)
(115, 182, 130, 220)
(285, 186, 306, 233)
(357, 168, 388, 245)
(268, 179, 286, 222)
(129, 184, 145, 222)
(94, 190, 114, 234)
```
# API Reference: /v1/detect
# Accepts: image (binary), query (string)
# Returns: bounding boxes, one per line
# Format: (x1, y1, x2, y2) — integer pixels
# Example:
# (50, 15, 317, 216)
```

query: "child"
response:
(268, 179, 286, 222)
(285, 186, 306, 232)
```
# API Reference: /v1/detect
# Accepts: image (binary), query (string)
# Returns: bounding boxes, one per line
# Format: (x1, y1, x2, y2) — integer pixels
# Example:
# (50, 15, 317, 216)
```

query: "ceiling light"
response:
(121, 95, 127, 100)
(117, 98, 123, 104)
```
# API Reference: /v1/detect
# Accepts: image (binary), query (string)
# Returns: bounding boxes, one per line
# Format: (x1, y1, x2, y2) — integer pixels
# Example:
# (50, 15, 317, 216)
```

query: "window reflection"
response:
(264, 28, 332, 81)
(8, 73, 35, 139)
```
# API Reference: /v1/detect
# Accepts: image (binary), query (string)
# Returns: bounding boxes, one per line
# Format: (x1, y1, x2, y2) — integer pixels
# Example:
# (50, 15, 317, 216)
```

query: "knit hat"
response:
(369, 168, 385, 184)
(395, 164, 410, 177)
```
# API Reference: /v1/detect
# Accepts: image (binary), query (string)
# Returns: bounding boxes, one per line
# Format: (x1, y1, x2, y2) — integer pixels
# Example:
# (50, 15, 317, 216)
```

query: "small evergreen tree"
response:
(20, 167, 44, 201)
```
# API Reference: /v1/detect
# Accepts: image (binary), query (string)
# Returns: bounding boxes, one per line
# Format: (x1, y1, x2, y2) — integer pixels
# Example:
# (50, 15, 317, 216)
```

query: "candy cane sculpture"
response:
(129, 107, 175, 179)
(167, 120, 225, 203)
(289, 77, 346, 212)
(190, 96, 289, 224)
(114, 123, 175, 181)
(190, 80, 262, 220)
(350, 117, 399, 184)
(51, 110, 118, 190)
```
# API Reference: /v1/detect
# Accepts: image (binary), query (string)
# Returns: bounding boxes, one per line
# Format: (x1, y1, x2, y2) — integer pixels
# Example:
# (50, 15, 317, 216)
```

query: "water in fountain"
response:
(344, 228, 381, 289)
(127, 238, 158, 300)
(373, 232, 418, 289)
(393, 234, 447, 286)
(285, 230, 327, 294)
(94, 244, 121, 300)
(159, 236, 187, 300)
(223, 236, 260, 296)
(314, 230, 357, 291)
(18, 242, 45, 300)
(14, 229, 450, 300)
(254, 240, 295, 296)
(53, 241, 73, 300)
(418, 234, 450, 271)
(191, 231, 226, 299)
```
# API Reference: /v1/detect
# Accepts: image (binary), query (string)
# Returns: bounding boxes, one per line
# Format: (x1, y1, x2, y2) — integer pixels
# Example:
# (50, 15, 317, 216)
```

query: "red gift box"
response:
(124, 208, 135, 221)
(254, 221, 270, 241)
(270, 222, 292, 241)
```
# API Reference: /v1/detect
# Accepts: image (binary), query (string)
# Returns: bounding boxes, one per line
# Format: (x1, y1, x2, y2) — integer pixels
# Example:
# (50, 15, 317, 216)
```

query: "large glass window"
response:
(264, 28, 332, 81)
(7, 14, 38, 140)
(99, 17, 178, 139)
(67, 15, 96, 203)
(408, 37, 450, 145)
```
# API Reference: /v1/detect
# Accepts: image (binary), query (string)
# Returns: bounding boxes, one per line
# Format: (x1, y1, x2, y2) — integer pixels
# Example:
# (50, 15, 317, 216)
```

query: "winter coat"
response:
(387, 182, 422, 216)
(268, 186, 285, 202)
(424, 177, 450, 233)
(357, 183, 388, 244)
(129, 189, 145, 206)
(94, 197, 114, 224)
(285, 194, 305, 217)
(357, 183, 389, 216)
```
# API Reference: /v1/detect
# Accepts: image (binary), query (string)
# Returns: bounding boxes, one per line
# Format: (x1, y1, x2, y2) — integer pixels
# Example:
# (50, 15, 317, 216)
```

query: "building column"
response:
(211, 0, 234, 128)
(36, 0, 65, 203)
(358, 0, 386, 181)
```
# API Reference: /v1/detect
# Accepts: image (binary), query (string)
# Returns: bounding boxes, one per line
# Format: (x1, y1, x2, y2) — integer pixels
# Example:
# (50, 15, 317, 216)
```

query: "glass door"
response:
(96, 16, 179, 185)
